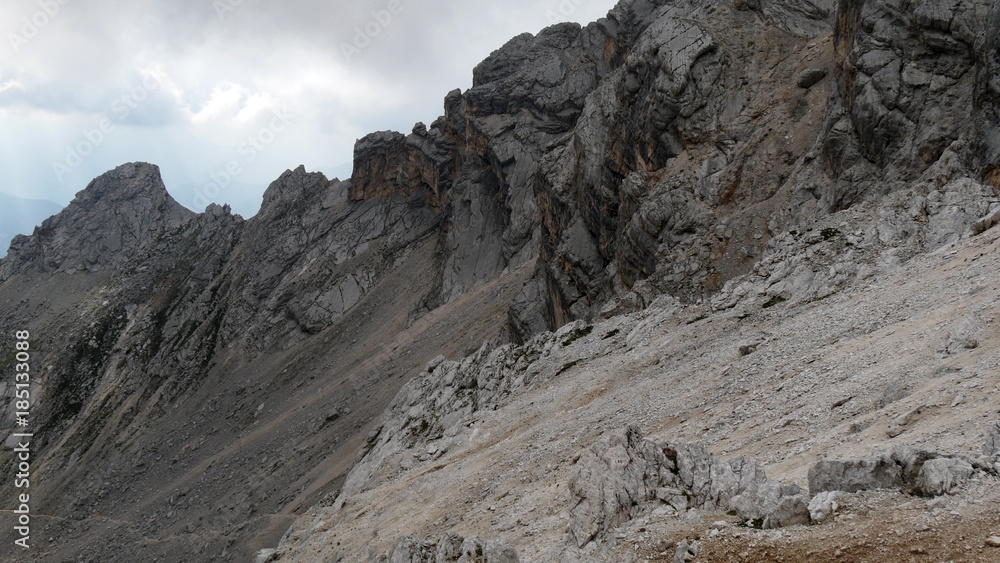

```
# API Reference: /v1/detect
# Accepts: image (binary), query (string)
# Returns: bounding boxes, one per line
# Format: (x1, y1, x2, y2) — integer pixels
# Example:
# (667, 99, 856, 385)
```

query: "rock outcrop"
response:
(808, 445, 985, 497)
(369, 534, 519, 563)
(567, 426, 809, 548)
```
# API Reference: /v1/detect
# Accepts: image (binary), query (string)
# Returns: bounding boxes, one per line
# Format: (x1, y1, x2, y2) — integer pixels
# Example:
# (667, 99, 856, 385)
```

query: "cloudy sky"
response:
(0, 0, 617, 218)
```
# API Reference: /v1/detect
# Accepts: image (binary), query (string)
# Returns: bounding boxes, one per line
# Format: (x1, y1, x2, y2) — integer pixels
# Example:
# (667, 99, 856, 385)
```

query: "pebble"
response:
(986, 536, 1000, 547)
(925, 498, 946, 510)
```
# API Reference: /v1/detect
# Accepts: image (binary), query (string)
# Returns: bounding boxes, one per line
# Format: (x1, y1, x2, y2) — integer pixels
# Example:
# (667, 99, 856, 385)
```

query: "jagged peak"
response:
(72, 162, 170, 202)
(257, 165, 332, 217)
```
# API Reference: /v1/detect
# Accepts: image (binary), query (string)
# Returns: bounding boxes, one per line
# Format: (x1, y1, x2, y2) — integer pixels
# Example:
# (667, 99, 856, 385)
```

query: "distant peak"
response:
(257, 165, 331, 216)
(74, 162, 171, 204)
(0, 162, 195, 281)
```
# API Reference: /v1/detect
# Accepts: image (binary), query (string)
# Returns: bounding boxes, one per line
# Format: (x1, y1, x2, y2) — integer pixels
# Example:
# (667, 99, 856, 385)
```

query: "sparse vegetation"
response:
(603, 329, 620, 339)
(411, 418, 430, 436)
(556, 360, 579, 375)
(762, 296, 787, 308)
(0, 348, 16, 373)
(562, 325, 593, 347)
(736, 517, 765, 529)
(663, 447, 680, 475)
(821, 227, 841, 240)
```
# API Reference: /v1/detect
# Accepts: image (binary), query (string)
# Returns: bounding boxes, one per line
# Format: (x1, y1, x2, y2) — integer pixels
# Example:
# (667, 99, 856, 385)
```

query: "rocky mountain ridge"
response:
(1, 0, 999, 561)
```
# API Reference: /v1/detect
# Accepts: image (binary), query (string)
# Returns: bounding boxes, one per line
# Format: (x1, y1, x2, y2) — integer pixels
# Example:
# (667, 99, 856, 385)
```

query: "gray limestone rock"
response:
(809, 446, 979, 498)
(797, 68, 829, 89)
(915, 458, 974, 496)
(945, 315, 981, 354)
(567, 426, 807, 548)
(808, 453, 904, 495)
(808, 490, 848, 524)
(986, 421, 1000, 457)
(673, 539, 699, 563)
(742, 0, 835, 36)
(370, 533, 516, 563)
(372, 534, 519, 563)
(819, 0, 992, 211)
(459, 537, 520, 563)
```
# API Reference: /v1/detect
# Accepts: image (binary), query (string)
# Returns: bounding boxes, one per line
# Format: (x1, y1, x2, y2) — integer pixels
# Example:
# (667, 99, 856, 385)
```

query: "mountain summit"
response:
(1, 162, 193, 282)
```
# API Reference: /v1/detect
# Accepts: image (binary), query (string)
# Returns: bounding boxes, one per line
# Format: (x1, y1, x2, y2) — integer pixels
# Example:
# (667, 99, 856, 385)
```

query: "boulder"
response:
(808, 453, 903, 495)
(808, 491, 847, 524)
(986, 421, 1000, 457)
(673, 539, 700, 563)
(915, 458, 974, 496)
(796, 68, 828, 89)
(945, 316, 981, 354)
(808, 447, 978, 498)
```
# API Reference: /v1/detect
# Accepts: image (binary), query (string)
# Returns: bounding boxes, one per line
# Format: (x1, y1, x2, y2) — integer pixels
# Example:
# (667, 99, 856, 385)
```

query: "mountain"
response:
(0, 192, 64, 257)
(2, 0, 1000, 561)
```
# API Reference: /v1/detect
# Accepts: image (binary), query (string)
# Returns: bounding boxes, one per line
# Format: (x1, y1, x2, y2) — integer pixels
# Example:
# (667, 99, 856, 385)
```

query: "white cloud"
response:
(0, 79, 24, 93)
(189, 82, 249, 124)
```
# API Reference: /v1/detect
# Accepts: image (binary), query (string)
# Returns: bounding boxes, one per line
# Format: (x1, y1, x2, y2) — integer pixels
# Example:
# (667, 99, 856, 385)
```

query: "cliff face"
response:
(1, 0, 999, 561)
(349, 1, 843, 341)
(819, 0, 994, 209)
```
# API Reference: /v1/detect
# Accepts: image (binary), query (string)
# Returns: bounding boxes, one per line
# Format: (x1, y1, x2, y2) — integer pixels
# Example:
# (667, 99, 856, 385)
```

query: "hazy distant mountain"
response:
(0, 191, 64, 254)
